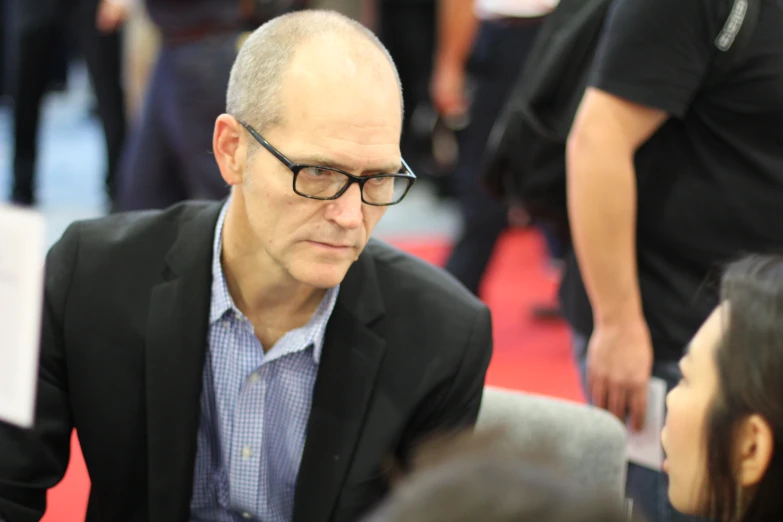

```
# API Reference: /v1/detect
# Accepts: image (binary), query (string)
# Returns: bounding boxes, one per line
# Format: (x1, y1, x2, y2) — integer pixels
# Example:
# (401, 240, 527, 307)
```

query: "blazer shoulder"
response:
(50, 201, 219, 270)
(364, 239, 487, 318)
(75, 201, 220, 250)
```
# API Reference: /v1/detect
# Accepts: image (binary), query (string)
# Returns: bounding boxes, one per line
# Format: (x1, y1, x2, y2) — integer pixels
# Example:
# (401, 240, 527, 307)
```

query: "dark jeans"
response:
(11, 1, 126, 203)
(378, 0, 435, 174)
(115, 32, 237, 211)
(535, 219, 567, 262)
(444, 19, 543, 296)
(571, 331, 706, 522)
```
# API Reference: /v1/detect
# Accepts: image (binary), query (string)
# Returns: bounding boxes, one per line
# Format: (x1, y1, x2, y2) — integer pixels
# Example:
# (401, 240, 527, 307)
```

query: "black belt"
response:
(486, 14, 548, 27)
(161, 22, 246, 45)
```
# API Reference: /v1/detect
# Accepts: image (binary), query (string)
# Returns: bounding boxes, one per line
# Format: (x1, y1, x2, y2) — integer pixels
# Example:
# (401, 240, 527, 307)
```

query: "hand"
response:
(587, 317, 653, 432)
(96, 0, 129, 33)
(507, 206, 531, 228)
(430, 62, 468, 120)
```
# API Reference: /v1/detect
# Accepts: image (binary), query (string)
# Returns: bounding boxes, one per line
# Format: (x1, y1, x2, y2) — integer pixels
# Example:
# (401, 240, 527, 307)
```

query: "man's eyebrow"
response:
(297, 155, 402, 174)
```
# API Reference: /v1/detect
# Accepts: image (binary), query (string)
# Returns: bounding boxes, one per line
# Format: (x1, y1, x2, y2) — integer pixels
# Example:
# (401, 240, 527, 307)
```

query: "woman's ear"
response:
(213, 114, 246, 186)
(735, 414, 774, 487)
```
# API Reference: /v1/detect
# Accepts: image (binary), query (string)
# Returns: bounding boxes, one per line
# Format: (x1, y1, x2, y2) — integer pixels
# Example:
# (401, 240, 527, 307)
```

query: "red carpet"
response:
(41, 229, 583, 522)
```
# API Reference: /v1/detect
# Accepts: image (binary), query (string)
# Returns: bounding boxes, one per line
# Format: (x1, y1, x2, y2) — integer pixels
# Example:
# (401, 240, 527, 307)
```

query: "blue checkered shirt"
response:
(189, 202, 339, 522)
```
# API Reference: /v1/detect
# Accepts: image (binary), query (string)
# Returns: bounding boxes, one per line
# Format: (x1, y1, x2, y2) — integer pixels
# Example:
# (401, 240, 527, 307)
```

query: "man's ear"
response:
(213, 114, 246, 186)
(735, 414, 774, 488)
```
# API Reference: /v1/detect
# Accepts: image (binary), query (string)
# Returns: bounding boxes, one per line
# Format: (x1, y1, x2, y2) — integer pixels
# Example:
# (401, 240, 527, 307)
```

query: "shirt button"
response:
(242, 512, 252, 520)
(242, 446, 252, 459)
(248, 373, 260, 384)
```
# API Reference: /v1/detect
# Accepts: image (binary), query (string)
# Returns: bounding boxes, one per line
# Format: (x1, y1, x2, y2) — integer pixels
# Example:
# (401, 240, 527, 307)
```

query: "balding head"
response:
(213, 10, 407, 292)
(226, 10, 403, 133)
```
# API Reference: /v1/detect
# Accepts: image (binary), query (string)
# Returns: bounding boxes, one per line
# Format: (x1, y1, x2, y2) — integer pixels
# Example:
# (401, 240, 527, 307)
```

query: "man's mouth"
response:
(307, 240, 352, 250)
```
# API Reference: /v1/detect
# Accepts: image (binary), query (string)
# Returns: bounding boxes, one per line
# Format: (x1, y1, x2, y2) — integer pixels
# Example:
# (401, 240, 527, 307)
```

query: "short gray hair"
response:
(226, 10, 403, 132)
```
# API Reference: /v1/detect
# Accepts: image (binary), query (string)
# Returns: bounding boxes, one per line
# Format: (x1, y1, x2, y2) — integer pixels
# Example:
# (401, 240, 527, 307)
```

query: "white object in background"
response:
(475, 0, 559, 19)
(626, 376, 667, 472)
(0, 204, 45, 428)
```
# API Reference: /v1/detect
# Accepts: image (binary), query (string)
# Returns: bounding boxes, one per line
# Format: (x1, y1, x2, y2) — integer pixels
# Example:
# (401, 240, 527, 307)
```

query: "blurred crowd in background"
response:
(0, 0, 564, 316)
(2, 1, 783, 522)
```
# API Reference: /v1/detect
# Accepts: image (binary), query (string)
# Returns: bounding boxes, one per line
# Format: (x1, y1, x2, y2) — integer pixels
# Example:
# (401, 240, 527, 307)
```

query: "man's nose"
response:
(325, 182, 364, 229)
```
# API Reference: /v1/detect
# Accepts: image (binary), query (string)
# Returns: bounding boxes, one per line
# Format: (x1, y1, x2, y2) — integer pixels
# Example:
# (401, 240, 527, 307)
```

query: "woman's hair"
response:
(364, 428, 632, 522)
(701, 254, 783, 521)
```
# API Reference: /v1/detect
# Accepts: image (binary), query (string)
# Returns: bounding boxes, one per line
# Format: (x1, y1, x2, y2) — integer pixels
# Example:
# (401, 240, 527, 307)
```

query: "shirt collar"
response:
(209, 199, 340, 364)
(209, 200, 236, 324)
(308, 284, 339, 364)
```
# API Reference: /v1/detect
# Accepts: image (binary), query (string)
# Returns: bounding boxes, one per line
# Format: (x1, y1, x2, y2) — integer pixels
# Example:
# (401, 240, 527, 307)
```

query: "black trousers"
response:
(114, 33, 238, 211)
(378, 0, 436, 176)
(444, 19, 543, 296)
(11, 0, 125, 204)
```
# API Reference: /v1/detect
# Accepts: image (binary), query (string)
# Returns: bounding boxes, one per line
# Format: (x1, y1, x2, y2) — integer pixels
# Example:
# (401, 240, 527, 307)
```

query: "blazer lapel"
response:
(145, 202, 223, 522)
(292, 249, 386, 522)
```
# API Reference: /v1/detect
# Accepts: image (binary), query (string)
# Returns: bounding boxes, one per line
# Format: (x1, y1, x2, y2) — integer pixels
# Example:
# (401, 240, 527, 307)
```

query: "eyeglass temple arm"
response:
(400, 157, 416, 179)
(237, 120, 295, 169)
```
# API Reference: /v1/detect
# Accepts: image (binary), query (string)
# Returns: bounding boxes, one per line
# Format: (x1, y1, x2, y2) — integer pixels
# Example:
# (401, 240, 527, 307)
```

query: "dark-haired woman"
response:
(661, 254, 783, 521)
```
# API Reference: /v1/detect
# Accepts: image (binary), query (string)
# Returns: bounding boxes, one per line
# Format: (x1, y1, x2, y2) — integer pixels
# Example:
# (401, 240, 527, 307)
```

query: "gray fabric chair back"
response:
(477, 386, 627, 501)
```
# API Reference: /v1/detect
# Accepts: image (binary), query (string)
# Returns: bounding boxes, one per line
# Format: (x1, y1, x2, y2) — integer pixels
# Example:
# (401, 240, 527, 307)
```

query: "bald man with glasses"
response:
(0, 11, 492, 522)
(236, 120, 416, 206)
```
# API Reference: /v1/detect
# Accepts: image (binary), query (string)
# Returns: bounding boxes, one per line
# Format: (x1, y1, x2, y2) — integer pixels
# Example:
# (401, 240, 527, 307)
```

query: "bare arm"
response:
(435, 0, 478, 70)
(96, 0, 132, 33)
(431, 0, 478, 117)
(567, 87, 667, 326)
(566, 87, 668, 429)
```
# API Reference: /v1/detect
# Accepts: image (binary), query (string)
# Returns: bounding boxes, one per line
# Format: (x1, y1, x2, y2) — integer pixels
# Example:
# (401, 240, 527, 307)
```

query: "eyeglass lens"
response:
(295, 167, 410, 204)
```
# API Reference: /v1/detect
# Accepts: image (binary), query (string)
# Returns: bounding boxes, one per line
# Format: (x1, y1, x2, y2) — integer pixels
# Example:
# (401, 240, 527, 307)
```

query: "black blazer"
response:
(0, 202, 493, 522)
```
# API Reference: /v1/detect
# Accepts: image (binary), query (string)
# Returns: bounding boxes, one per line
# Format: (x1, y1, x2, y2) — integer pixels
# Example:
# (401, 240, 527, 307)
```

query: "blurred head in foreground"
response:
(662, 254, 783, 521)
(364, 428, 631, 522)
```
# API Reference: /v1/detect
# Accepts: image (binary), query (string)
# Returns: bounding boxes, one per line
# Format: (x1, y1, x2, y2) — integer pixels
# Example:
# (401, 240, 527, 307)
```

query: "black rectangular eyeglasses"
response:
(238, 120, 416, 206)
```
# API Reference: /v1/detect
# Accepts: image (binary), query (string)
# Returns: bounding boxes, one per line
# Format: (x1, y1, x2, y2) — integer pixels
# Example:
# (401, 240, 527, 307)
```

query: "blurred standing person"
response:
(562, 0, 783, 520)
(431, 0, 557, 297)
(122, 1, 160, 121)
(104, 0, 304, 211)
(10, 0, 126, 206)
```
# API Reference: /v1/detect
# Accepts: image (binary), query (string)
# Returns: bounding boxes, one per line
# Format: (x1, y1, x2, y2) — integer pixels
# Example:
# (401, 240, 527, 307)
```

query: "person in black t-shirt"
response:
(561, 0, 783, 521)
